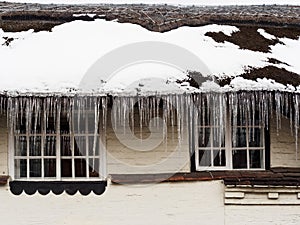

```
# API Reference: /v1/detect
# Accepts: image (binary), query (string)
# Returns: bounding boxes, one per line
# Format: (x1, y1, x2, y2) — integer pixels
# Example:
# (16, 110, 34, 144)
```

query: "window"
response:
(9, 98, 107, 195)
(195, 108, 265, 171)
(12, 112, 106, 181)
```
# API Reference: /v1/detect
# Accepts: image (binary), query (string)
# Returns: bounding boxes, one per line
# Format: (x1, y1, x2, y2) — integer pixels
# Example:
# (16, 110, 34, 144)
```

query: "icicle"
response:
(275, 91, 282, 136)
(294, 94, 299, 161)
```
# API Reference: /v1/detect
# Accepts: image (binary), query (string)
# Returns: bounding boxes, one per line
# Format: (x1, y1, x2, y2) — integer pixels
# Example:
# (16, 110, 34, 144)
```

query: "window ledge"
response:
(111, 168, 300, 185)
(9, 181, 107, 196)
(0, 176, 9, 185)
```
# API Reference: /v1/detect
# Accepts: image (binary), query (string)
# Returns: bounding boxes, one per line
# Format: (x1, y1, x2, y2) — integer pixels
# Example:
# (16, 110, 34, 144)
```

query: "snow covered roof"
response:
(0, 7, 300, 96)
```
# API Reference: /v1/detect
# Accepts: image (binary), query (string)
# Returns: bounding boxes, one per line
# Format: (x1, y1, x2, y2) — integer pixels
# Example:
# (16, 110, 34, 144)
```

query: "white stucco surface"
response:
(0, 180, 225, 225)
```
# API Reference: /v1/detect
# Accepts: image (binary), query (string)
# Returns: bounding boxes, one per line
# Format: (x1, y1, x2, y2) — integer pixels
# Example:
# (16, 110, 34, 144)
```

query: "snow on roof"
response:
(0, 19, 299, 95)
(4, 0, 300, 6)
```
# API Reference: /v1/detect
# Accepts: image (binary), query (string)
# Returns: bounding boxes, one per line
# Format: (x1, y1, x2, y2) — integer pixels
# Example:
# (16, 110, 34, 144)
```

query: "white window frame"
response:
(9, 111, 106, 182)
(195, 114, 265, 171)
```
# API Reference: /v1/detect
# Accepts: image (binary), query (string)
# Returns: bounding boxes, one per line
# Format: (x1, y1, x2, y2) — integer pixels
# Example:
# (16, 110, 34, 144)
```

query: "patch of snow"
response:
(228, 77, 288, 91)
(270, 37, 300, 75)
(196, 24, 239, 36)
(0, 19, 299, 95)
(257, 28, 277, 40)
(3, 0, 300, 6)
(73, 13, 96, 18)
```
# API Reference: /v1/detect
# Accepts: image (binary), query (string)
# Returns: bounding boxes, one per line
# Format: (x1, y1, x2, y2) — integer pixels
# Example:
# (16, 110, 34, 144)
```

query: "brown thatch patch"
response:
(264, 27, 300, 40)
(216, 66, 300, 87)
(267, 57, 290, 66)
(205, 26, 281, 53)
(241, 65, 300, 87)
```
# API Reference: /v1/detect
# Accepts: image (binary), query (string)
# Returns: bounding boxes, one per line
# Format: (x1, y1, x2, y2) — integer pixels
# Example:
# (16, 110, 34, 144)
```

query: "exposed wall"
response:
(0, 113, 8, 175)
(270, 115, 300, 168)
(1, 180, 300, 225)
(106, 110, 190, 175)
(0, 180, 224, 225)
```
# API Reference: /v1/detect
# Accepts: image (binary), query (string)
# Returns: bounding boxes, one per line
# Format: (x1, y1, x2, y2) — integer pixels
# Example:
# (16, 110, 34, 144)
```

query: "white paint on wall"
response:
(0, 180, 224, 225)
(270, 115, 300, 168)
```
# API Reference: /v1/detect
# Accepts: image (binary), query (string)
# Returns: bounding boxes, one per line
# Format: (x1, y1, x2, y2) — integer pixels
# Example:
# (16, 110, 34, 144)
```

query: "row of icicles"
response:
(0, 91, 299, 160)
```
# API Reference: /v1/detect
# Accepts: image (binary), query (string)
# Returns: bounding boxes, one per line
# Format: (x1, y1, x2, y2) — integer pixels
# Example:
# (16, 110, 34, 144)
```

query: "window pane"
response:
(44, 159, 56, 177)
(15, 118, 26, 134)
(46, 117, 56, 134)
(74, 136, 86, 156)
(75, 159, 86, 177)
(74, 115, 86, 134)
(213, 150, 226, 167)
(233, 127, 247, 147)
(15, 136, 27, 156)
(29, 136, 41, 156)
(249, 128, 263, 147)
(87, 113, 99, 134)
(61, 136, 72, 156)
(89, 158, 99, 177)
(250, 150, 263, 169)
(30, 159, 41, 177)
(44, 136, 56, 156)
(198, 128, 210, 148)
(232, 150, 247, 169)
(30, 117, 42, 134)
(61, 159, 72, 177)
(212, 128, 225, 148)
(88, 136, 99, 156)
(15, 159, 27, 178)
(60, 116, 70, 134)
(199, 150, 211, 167)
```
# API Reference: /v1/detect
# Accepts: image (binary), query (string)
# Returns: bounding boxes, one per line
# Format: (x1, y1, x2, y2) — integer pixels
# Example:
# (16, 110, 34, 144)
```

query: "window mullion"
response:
(86, 115, 89, 179)
(56, 108, 61, 181)
(71, 133, 75, 179)
(226, 108, 232, 169)
(26, 133, 29, 179)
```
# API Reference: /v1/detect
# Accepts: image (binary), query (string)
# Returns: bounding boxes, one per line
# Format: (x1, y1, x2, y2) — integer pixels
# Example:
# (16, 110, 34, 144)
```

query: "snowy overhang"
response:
(0, 19, 300, 96)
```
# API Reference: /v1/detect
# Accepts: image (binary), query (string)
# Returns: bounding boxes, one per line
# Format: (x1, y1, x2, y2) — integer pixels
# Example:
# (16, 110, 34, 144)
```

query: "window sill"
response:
(111, 168, 300, 185)
(9, 180, 107, 196)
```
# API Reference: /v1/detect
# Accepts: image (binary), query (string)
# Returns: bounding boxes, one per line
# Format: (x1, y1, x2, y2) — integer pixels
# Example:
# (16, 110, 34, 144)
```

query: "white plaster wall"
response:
(106, 110, 190, 175)
(0, 114, 8, 175)
(270, 115, 300, 168)
(0, 180, 224, 225)
(225, 205, 300, 225)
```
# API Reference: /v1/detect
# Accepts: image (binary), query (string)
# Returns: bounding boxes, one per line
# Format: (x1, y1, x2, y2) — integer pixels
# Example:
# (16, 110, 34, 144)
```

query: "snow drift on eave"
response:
(0, 20, 300, 96)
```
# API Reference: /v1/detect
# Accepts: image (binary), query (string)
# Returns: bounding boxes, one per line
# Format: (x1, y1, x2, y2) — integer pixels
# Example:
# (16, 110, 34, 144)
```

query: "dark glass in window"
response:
(61, 136, 71, 156)
(15, 159, 27, 178)
(75, 159, 86, 177)
(213, 150, 226, 166)
(29, 159, 41, 177)
(74, 136, 86, 156)
(232, 150, 247, 169)
(46, 117, 56, 134)
(44, 136, 56, 156)
(199, 150, 211, 167)
(61, 159, 72, 177)
(249, 128, 263, 147)
(60, 116, 70, 134)
(212, 128, 225, 148)
(15, 136, 27, 156)
(250, 150, 262, 168)
(233, 128, 247, 147)
(88, 136, 99, 156)
(29, 136, 41, 156)
(198, 128, 211, 148)
(44, 159, 56, 177)
(89, 158, 99, 177)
